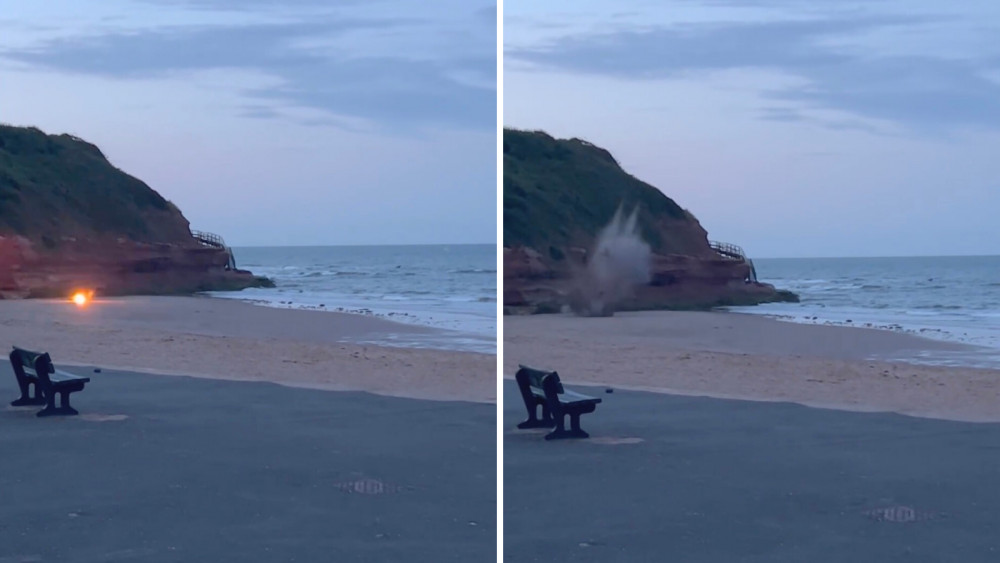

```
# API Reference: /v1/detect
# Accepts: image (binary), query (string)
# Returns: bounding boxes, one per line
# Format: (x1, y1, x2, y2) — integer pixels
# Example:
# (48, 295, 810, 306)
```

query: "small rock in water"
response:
(319, 304, 325, 307)
(606, 388, 614, 394)
(94, 368, 102, 373)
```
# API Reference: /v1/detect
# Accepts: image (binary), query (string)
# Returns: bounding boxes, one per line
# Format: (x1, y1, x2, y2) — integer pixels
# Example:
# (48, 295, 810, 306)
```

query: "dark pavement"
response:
(0, 364, 495, 563)
(504, 380, 1000, 562)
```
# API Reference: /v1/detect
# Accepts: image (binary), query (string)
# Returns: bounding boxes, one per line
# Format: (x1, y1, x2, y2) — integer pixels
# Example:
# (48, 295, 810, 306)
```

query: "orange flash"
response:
(72, 292, 89, 307)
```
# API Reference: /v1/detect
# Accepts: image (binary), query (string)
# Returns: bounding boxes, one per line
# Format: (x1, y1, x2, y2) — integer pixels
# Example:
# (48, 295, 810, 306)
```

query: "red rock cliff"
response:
(503, 129, 796, 314)
(0, 125, 268, 298)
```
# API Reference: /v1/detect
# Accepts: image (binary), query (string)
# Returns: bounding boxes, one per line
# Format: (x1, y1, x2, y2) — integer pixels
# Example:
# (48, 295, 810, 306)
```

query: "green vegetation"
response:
(0, 124, 191, 245)
(503, 128, 694, 254)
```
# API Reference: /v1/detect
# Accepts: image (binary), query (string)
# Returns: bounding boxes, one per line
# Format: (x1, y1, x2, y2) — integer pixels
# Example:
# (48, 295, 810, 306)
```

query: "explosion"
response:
(71, 291, 92, 307)
(569, 205, 652, 317)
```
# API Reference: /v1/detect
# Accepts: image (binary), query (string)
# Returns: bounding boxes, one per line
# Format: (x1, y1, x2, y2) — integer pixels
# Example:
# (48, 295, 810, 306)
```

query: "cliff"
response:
(0, 124, 270, 298)
(503, 128, 797, 314)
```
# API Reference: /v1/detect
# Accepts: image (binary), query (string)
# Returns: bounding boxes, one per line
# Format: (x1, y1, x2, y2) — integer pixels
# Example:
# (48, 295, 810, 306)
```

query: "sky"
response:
(504, 0, 1000, 258)
(0, 0, 496, 246)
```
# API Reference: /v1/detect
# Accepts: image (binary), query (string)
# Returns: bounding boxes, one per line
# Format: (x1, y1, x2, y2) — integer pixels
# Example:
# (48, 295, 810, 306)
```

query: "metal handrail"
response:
(191, 230, 226, 248)
(190, 230, 237, 270)
(709, 241, 746, 260)
(710, 240, 757, 282)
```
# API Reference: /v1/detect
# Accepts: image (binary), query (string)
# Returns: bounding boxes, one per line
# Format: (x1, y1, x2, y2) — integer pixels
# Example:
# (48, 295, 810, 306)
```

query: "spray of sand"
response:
(569, 205, 652, 317)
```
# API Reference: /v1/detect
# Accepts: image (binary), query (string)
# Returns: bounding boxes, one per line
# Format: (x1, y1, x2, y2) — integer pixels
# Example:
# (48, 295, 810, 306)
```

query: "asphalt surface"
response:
(504, 380, 1000, 562)
(0, 363, 495, 563)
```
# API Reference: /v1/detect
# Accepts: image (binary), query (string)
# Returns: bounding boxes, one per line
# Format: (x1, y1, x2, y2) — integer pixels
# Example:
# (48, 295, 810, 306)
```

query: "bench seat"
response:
(50, 369, 90, 386)
(557, 388, 601, 405)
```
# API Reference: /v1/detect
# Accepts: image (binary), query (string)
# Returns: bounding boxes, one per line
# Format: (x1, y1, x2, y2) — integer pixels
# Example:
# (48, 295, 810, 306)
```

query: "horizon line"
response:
(229, 242, 497, 249)
(753, 254, 1000, 260)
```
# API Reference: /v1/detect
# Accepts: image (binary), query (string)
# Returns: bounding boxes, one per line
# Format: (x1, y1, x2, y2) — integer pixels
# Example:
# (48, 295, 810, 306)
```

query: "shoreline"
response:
(206, 291, 496, 354)
(504, 310, 1000, 422)
(725, 304, 1000, 360)
(223, 244, 496, 351)
(209, 292, 497, 355)
(724, 309, 1000, 369)
(0, 296, 496, 403)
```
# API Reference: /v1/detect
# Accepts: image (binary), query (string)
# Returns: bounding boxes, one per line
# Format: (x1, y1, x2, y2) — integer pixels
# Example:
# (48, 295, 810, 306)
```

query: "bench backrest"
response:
(10, 346, 55, 389)
(11, 346, 44, 373)
(514, 364, 573, 418)
(516, 364, 564, 394)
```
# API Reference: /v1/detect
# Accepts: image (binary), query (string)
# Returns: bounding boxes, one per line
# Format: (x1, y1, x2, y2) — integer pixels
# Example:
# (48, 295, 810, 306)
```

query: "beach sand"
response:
(0, 296, 496, 403)
(504, 310, 1000, 422)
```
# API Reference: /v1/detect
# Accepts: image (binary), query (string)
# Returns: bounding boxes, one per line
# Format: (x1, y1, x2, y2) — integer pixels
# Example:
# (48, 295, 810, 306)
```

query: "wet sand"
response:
(0, 295, 496, 403)
(503, 310, 1000, 422)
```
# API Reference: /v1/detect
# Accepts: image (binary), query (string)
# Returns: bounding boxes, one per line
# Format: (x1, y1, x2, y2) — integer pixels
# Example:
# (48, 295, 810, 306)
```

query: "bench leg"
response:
(544, 412, 590, 440)
(569, 412, 590, 438)
(36, 391, 79, 417)
(11, 381, 46, 407)
(517, 401, 555, 429)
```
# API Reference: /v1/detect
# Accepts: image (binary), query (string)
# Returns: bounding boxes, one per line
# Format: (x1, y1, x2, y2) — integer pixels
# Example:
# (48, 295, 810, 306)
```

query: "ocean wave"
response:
(438, 295, 498, 303)
(221, 245, 496, 344)
(788, 279, 832, 285)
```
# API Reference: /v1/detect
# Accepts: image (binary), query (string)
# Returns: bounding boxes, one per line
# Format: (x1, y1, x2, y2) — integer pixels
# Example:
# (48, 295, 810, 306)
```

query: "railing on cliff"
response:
(191, 230, 237, 270)
(709, 240, 757, 283)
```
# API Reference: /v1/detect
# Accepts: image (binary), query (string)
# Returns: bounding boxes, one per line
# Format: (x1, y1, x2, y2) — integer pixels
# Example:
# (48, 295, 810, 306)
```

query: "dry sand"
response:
(504, 310, 1000, 422)
(0, 296, 496, 403)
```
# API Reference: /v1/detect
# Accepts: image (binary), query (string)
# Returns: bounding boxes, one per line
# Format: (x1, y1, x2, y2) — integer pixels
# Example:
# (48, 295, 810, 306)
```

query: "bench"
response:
(515, 364, 601, 440)
(9, 347, 91, 417)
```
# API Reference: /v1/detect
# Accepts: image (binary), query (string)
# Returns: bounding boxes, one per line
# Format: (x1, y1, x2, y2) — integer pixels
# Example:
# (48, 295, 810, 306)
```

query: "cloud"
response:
(507, 15, 1000, 132)
(475, 4, 497, 24)
(676, 0, 892, 5)
(760, 107, 804, 122)
(1, 5, 496, 132)
(135, 0, 376, 11)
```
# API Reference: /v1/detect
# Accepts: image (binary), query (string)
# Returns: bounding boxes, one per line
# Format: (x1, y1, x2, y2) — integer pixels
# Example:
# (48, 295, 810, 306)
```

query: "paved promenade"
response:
(505, 380, 1000, 562)
(0, 365, 495, 562)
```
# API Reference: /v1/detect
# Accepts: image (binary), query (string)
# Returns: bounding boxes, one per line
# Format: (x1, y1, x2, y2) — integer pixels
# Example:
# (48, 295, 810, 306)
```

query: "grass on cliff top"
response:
(503, 128, 689, 254)
(0, 124, 185, 245)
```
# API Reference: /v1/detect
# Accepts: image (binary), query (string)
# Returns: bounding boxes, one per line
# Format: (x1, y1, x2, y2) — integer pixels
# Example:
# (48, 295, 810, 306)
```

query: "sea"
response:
(206, 244, 496, 354)
(727, 256, 1000, 367)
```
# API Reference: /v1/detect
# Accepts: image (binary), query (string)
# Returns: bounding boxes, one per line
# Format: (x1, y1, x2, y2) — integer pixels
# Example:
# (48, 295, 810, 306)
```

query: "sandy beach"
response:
(0, 296, 496, 403)
(504, 310, 1000, 422)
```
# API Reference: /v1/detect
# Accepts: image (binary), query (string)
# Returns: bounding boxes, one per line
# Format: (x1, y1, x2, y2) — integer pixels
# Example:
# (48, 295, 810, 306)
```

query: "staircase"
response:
(191, 230, 237, 270)
(709, 241, 757, 283)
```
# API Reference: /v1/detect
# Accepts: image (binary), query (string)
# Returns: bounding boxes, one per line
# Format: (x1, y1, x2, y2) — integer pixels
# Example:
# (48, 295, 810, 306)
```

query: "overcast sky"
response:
(0, 0, 496, 246)
(504, 0, 1000, 258)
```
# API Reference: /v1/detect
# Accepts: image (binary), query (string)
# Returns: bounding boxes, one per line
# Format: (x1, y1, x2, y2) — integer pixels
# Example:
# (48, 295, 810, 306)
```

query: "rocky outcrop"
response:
(0, 124, 270, 298)
(503, 129, 797, 314)
(503, 247, 796, 315)
(0, 235, 271, 299)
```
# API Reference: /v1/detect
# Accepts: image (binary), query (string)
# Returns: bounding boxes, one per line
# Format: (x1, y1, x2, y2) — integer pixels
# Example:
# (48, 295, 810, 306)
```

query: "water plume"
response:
(569, 205, 652, 317)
